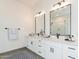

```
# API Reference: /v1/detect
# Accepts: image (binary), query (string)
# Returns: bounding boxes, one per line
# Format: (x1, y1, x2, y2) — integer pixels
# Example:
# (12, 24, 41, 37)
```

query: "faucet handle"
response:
(56, 33, 60, 39)
(67, 35, 74, 39)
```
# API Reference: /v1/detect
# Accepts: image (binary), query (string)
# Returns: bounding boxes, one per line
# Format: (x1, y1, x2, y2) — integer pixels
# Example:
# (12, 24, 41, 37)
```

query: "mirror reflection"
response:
(35, 13, 45, 35)
(50, 4, 71, 35)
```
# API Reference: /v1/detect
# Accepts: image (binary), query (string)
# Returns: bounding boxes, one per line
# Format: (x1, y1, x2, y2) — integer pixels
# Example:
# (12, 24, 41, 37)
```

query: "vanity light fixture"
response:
(38, 11, 42, 14)
(53, 0, 65, 7)
(34, 11, 45, 17)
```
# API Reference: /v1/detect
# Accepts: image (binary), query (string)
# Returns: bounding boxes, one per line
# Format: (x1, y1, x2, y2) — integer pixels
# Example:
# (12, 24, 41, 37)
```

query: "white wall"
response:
(0, 0, 34, 53)
(32, 0, 78, 41)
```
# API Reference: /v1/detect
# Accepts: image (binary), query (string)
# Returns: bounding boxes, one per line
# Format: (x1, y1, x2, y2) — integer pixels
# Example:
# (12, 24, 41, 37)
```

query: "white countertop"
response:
(43, 36, 78, 46)
(27, 36, 78, 46)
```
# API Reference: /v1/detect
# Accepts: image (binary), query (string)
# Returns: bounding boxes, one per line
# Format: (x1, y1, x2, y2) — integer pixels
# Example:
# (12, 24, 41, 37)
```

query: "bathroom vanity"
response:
(25, 36, 78, 59)
(25, 4, 78, 59)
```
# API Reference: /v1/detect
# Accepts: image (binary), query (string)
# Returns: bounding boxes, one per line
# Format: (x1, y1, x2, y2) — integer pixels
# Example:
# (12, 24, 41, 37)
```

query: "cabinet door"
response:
(41, 41, 63, 59)
(26, 39, 36, 51)
(45, 46, 55, 59)
(32, 40, 40, 53)
(54, 46, 62, 59)
(46, 46, 62, 59)
(26, 39, 33, 49)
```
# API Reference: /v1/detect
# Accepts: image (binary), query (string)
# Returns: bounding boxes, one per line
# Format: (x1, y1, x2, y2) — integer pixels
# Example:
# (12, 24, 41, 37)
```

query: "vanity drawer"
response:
(63, 45, 77, 53)
(63, 44, 78, 59)
(63, 52, 77, 59)
(37, 43, 50, 58)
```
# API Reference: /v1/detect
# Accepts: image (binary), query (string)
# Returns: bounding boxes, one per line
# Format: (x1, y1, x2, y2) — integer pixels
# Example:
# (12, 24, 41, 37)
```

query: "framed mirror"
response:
(50, 4, 71, 36)
(35, 13, 45, 35)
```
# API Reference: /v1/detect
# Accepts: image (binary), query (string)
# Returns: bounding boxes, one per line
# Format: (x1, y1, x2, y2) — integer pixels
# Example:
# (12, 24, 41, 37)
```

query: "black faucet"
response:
(56, 33, 60, 39)
(65, 35, 74, 41)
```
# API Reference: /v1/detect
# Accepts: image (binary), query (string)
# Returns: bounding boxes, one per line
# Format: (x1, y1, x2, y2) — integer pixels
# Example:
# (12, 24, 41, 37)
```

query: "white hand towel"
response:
(8, 28, 18, 40)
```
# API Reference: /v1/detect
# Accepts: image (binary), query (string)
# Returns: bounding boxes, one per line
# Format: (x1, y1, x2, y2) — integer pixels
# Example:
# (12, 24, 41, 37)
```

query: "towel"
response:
(8, 28, 18, 40)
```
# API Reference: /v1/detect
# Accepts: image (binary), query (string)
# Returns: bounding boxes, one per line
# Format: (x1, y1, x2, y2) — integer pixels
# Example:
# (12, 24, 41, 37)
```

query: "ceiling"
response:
(17, 0, 40, 7)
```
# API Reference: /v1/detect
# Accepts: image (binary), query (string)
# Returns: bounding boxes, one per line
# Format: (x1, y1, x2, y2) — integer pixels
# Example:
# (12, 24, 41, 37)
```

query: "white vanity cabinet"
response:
(26, 37, 45, 57)
(26, 37, 78, 59)
(26, 38, 37, 52)
(26, 38, 63, 59)
(26, 38, 34, 50)
(63, 44, 78, 59)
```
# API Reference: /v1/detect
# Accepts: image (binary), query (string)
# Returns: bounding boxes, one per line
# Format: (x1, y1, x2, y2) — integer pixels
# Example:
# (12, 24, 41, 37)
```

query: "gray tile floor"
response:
(0, 48, 44, 59)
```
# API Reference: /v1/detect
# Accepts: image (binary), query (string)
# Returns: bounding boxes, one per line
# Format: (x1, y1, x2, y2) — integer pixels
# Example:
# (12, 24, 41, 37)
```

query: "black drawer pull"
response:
(68, 56, 75, 59)
(68, 47, 75, 50)
(38, 45, 42, 47)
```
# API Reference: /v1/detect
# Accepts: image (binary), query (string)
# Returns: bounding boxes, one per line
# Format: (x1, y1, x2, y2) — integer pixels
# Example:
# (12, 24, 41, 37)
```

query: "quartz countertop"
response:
(27, 36, 78, 46)
(43, 36, 78, 46)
